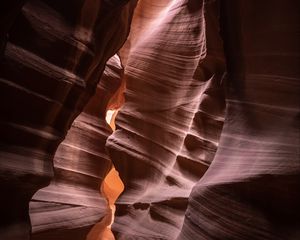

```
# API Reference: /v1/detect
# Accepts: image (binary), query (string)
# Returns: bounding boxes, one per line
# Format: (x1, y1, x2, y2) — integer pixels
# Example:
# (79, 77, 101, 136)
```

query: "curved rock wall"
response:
(106, 0, 226, 239)
(29, 54, 123, 240)
(0, 0, 136, 239)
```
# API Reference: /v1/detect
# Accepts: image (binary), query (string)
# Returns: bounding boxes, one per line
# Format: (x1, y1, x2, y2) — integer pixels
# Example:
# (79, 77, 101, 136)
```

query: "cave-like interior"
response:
(0, 1, 299, 240)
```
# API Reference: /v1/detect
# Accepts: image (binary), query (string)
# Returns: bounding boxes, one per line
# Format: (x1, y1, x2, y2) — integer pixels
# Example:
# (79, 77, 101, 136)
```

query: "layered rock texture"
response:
(0, 0, 299, 240)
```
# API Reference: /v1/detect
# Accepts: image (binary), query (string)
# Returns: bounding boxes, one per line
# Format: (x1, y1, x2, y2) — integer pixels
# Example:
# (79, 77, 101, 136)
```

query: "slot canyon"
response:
(0, 0, 299, 240)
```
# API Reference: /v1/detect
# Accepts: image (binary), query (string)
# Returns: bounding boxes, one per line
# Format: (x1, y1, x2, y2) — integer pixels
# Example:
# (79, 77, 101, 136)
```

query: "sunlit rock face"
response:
(0, 0, 136, 239)
(29, 54, 123, 240)
(107, 0, 300, 239)
(106, 0, 226, 239)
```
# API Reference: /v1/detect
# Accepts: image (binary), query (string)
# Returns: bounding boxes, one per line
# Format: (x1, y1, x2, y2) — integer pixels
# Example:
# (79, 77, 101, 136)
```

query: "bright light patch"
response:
(105, 110, 118, 131)
(105, 110, 115, 125)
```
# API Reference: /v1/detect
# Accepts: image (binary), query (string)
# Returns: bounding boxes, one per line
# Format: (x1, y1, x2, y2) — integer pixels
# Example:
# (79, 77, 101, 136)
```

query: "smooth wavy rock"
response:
(0, 1, 136, 239)
(177, 1, 300, 239)
(29, 54, 123, 240)
(106, 1, 226, 239)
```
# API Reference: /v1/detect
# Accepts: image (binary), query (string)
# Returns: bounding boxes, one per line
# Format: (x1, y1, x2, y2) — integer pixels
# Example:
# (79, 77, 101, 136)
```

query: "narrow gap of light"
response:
(100, 108, 123, 239)
(87, 108, 123, 240)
